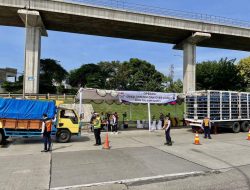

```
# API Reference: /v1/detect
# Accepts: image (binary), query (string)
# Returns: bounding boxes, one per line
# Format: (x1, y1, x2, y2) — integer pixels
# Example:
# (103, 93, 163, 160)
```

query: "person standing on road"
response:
(163, 116, 172, 146)
(122, 112, 127, 125)
(100, 112, 106, 130)
(203, 116, 212, 139)
(107, 112, 111, 131)
(113, 112, 119, 134)
(89, 112, 96, 132)
(93, 113, 102, 146)
(41, 114, 53, 152)
(110, 113, 117, 134)
(159, 113, 164, 127)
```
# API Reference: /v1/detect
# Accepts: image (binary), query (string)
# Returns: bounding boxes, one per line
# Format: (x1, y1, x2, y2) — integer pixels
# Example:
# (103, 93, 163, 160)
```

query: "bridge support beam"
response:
(18, 9, 47, 94)
(174, 32, 211, 93)
(183, 43, 196, 93)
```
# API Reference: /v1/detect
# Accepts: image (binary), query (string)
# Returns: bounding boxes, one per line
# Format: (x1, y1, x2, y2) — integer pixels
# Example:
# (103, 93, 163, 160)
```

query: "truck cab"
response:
(56, 108, 81, 143)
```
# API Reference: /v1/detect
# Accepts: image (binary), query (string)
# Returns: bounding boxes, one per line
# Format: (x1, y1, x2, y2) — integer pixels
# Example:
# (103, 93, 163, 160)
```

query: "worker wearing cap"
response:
(203, 117, 212, 139)
(93, 113, 102, 146)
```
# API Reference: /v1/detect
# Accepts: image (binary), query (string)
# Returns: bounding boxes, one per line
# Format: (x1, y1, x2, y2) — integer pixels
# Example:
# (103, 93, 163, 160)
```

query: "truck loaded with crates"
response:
(0, 98, 81, 144)
(185, 90, 250, 133)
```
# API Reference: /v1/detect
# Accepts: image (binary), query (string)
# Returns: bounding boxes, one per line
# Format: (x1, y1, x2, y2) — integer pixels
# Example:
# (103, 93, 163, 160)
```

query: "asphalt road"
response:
(73, 165, 250, 190)
(50, 146, 208, 188)
(0, 128, 250, 190)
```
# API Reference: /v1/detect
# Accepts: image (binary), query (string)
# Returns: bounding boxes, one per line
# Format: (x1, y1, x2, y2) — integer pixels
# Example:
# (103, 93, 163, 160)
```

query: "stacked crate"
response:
(185, 91, 250, 121)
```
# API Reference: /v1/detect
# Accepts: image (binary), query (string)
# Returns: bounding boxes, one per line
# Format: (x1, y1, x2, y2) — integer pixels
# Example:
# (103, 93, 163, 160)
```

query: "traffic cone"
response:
(103, 133, 110, 149)
(247, 129, 250, 140)
(194, 131, 201, 145)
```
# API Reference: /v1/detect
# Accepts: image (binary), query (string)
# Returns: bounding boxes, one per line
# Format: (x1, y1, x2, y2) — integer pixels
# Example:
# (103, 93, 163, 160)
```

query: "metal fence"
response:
(64, 0, 250, 29)
(0, 93, 75, 102)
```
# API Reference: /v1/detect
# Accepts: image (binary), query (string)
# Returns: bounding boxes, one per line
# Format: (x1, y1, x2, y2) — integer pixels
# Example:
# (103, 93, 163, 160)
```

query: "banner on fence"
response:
(118, 91, 177, 104)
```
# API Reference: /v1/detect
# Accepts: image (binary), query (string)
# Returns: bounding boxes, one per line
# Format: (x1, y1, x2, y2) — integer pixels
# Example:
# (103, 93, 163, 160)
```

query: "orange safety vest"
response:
(203, 118, 210, 127)
(45, 120, 52, 132)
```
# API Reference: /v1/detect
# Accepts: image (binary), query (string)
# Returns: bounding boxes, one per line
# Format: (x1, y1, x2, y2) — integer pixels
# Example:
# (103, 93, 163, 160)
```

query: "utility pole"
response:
(169, 64, 174, 85)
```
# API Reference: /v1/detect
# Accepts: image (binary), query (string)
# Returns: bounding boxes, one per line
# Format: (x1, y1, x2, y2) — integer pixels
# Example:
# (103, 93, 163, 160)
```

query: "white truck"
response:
(185, 90, 250, 133)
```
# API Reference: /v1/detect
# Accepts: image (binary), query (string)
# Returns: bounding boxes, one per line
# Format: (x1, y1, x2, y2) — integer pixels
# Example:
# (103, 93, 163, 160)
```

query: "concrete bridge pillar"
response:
(183, 43, 196, 93)
(174, 32, 211, 93)
(18, 9, 47, 94)
(24, 26, 41, 94)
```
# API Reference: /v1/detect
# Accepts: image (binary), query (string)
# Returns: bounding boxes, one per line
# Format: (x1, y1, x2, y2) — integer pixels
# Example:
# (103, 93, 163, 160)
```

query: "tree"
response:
(98, 61, 121, 89)
(68, 59, 166, 91)
(162, 65, 183, 93)
(172, 79, 183, 93)
(68, 64, 104, 88)
(40, 59, 68, 94)
(196, 58, 246, 91)
(163, 77, 183, 93)
(237, 56, 250, 91)
(1, 75, 23, 93)
(116, 58, 165, 91)
(1, 59, 68, 94)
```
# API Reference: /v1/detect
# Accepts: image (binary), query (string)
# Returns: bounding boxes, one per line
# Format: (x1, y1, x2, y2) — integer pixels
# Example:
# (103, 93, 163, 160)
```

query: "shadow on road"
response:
(52, 144, 73, 151)
(1, 140, 12, 148)
(70, 136, 90, 142)
(191, 149, 250, 190)
(7, 136, 91, 146)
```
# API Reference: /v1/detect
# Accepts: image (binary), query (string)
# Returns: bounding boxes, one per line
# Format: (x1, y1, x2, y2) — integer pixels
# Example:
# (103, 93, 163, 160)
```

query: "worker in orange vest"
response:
(41, 113, 55, 152)
(203, 116, 212, 139)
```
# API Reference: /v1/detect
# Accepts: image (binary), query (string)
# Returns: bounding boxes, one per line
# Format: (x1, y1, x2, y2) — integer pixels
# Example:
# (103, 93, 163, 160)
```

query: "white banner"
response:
(119, 91, 177, 104)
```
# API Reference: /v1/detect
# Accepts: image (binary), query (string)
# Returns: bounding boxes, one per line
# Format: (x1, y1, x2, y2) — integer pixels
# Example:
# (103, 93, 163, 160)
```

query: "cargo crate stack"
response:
(185, 90, 250, 133)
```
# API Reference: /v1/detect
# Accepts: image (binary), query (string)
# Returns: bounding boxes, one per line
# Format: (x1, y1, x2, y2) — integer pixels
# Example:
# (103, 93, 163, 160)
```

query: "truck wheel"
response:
(241, 121, 250, 132)
(56, 130, 71, 143)
(232, 122, 240, 133)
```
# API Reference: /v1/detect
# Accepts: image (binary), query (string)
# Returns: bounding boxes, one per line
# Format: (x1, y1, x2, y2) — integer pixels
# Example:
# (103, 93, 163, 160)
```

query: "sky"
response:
(0, 0, 250, 80)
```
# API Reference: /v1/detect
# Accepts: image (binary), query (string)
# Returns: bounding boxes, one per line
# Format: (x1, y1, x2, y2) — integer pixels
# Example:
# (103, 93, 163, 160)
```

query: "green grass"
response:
(91, 102, 184, 121)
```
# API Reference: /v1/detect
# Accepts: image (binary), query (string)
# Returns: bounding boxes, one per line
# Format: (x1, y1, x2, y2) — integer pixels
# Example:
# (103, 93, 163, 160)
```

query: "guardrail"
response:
(66, 0, 250, 29)
(0, 93, 75, 102)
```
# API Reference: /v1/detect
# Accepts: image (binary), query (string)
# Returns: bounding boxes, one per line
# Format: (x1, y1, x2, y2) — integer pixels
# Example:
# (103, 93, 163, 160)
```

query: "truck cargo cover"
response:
(0, 99, 56, 120)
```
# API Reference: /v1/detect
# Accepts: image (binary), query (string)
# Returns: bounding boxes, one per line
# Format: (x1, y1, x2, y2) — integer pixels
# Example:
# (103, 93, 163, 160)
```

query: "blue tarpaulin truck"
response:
(0, 98, 81, 144)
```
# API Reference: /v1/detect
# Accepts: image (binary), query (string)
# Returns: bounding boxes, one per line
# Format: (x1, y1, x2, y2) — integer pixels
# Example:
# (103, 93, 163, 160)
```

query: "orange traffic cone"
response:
(247, 129, 250, 140)
(103, 133, 110, 149)
(194, 131, 201, 145)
